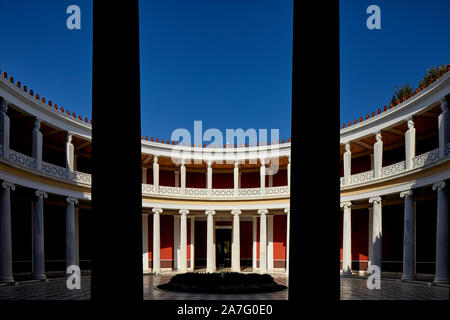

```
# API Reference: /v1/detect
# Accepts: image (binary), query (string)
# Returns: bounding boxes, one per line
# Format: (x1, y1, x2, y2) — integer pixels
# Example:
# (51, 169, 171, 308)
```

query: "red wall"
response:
(148, 216, 153, 263)
(273, 215, 286, 260)
(186, 171, 206, 188)
(160, 215, 174, 267)
(146, 168, 153, 184)
(240, 221, 253, 259)
(241, 172, 260, 188)
(272, 169, 288, 186)
(352, 156, 371, 175)
(340, 210, 369, 264)
(159, 170, 175, 187)
(212, 172, 233, 188)
(195, 221, 207, 259)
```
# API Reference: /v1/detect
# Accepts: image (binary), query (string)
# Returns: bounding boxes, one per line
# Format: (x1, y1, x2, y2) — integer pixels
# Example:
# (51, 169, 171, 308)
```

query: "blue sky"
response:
(139, 0, 293, 143)
(340, 0, 450, 125)
(0, 1, 92, 121)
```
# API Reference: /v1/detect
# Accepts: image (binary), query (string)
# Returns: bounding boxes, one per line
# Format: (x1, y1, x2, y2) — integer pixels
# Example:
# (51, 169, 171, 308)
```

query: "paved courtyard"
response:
(340, 276, 449, 300)
(143, 272, 288, 300)
(0, 277, 91, 300)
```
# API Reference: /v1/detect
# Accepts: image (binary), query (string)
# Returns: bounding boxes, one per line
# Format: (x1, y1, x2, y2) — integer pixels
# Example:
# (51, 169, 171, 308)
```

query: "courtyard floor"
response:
(340, 276, 449, 300)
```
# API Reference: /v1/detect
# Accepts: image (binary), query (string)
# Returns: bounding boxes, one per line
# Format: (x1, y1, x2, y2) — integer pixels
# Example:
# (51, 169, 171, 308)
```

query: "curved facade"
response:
(0, 71, 290, 282)
(340, 71, 450, 283)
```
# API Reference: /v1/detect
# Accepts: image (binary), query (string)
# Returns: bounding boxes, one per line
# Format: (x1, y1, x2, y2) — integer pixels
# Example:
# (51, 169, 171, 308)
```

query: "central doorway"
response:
(216, 228, 231, 269)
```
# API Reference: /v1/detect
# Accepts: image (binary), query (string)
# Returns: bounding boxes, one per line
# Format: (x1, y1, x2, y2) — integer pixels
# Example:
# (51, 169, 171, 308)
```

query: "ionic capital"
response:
(205, 209, 215, 216)
(440, 98, 448, 112)
(66, 197, 79, 205)
(0, 97, 8, 113)
(152, 207, 163, 215)
(375, 132, 382, 142)
(432, 181, 446, 192)
(66, 133, 72, 144)
(234, 161, 239, 168)
(33, 118, 41, 130)
(344, 142, 351, 152)
(1, 181, 15, 191)
(284, 208, 290, 215)
(369, 196, 382, 204)
(153, 155, 159, 164)
(258, 209, 268, 216)
(340, 201, 352, 208)
(35, 190, 48, 199)
(179, 209, 189, 215)
(206, 160, 212, 168)
(400, 190, 413, 198)
(407, 118, 414, 129)
(231, 209, 241, 216)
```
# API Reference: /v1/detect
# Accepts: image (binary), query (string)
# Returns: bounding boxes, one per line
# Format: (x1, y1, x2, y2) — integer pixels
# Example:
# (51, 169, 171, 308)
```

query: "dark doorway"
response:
(216, 228, 231, 269)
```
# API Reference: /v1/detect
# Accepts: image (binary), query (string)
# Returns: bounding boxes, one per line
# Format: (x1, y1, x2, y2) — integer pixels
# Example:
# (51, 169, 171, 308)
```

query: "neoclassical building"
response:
(0, 69, 290, 283)
(340, 69, 450, 284)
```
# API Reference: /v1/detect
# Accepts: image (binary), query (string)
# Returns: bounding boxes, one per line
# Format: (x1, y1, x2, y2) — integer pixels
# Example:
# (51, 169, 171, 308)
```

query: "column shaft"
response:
(32, 118, 43, 170)
(206, 210, 215, 272)
(231, 210, 241, 272)
(343, 143, 351, 184)
(370, 197, 382, 270)
(152, 208, 162, 273)
(401, 190, 415, 280)
(341, 202, 352, 275)
(66, 198, 78, 269)
(179, 210, 188, 272)
(285, 208, 290, 275)
(374, 133, 383, 178)
(259, 209, 267, 273)
(33, 190, 47, 280)
(0, 182, 15, 283)
(252, 216, 257, 270)
(433, 182, 449, 284)
(405, 119, 416, 170)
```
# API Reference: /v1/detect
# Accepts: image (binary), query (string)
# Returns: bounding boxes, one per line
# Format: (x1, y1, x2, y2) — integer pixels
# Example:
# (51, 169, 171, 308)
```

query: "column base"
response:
(401, 274, 416, 281)
(0, 277, 15, 284)
(433, 277, 449, 284)
(342, 270, 353, 277)
(32, 274, 48, 281)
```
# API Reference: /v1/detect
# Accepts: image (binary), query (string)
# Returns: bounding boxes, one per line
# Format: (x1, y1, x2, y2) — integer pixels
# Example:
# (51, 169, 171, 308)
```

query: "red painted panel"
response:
(256, 217, 260, 259)
(351, 211, 368, 261)
(381, 204, 403, 262)
(186, 171, 206, 188)
(215, 221, 231, 226)
(273, 215, 286, 260)
(195, 221, 207, 259)
(352, 156, 371, 175)
(160, 215, 174, 263)
(241, 172, 260, 188)
(240, 221, 252, 259)
(159, 170, 175, 187)
(212, 172, 233, 189)
(339, 212, 343, 260)
(272, 169, 287, 186)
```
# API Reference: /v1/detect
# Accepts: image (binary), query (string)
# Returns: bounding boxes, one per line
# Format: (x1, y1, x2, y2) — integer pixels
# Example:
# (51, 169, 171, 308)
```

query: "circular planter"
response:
(157, 272, 287, 294)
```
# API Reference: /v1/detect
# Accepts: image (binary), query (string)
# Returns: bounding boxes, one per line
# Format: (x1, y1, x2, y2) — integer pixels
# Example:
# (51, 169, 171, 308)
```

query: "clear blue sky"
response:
(0, 1, 92, 121)
(139, 0, 293, 142)
(340, 0, 450, 125)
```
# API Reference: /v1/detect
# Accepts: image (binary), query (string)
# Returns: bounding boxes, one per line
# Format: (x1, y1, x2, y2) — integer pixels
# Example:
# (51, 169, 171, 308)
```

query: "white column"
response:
(32, 118, 43, 171)
(174, 170, 180, 187)
(181, 159, 186, 195)
(142, 167, 147, 184)
(341, 201, 352, 276)
(400, 190, 415, 280)
(368, 207, 373, 268)
(153, 155, 159, 191)
(233, 161, 239, 196)
(369, 196, 382, 270)
(142, 214, 149, 271)
(231, 209, 241, 272)
(260, 159, 266, 195)
(33, 190, 48, 280)
(65, 133, 74, 173)
(179, 209, 189, 272)
(258, 209, 268, 273)
(374, 132, 383, 178)
(0, 97, 10, 159)
(343, 142, 351, 185)
(0, 181, 15, 283)
(205, 210, 216, 272)
(207, 161, 212, 196)
(152, 207, 162, 273)
(405, 118, 416, 170)
(66, 197, 79, 270)
(438, 98, 449, 159)
(190, 216, 195, 270)
(173, 215, 180, 270)
(284, 208, 290, 275)
(432, 181, 448, 284)
(252, 216, 257, 271)
(267, 215, 274, 270)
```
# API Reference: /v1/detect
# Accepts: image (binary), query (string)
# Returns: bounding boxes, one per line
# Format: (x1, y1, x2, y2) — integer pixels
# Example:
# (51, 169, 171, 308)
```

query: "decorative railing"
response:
(412, 148, 440, 169)
(2, 148, 91, 186)
(341, 147, 448, 188)
(350, 170, 375, 184)
(9, 149, 36, 170)
(158, 185, 184, 196)
(211, 188, 235, 197)
(380, 161, 406, 178)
